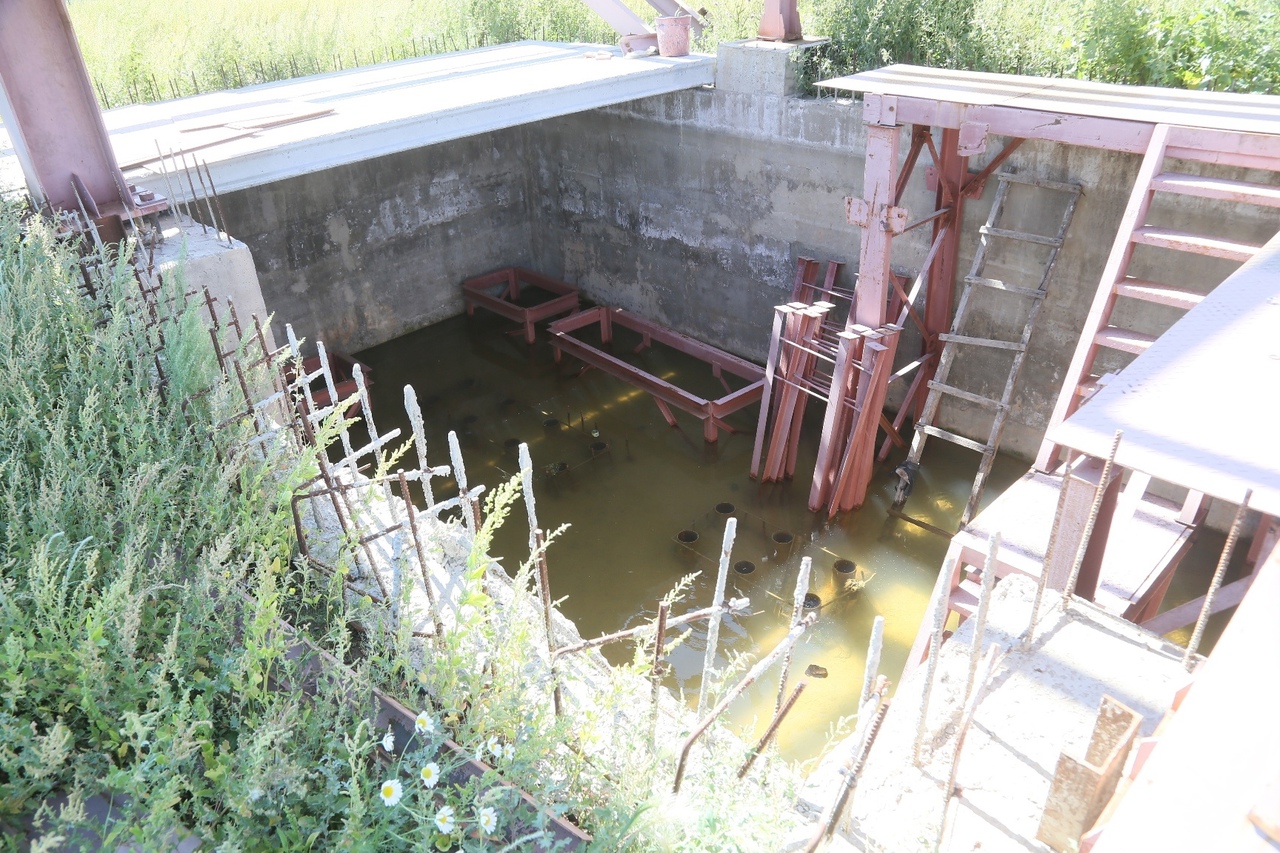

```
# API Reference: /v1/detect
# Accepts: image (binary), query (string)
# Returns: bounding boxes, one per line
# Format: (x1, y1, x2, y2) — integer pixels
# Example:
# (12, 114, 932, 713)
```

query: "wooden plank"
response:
(936, 333, 1026, 352)
(927, 380, 1006, 409)
(915, 423, 988, 454)
(979, 225, 1063, 247)
(966, 275, 1045, 298)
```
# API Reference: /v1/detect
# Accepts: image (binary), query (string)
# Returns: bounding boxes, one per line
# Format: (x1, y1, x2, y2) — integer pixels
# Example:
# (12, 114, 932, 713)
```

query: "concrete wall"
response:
(217, 127, 532, 354)
(216, 50, 1278, 463)
(523, 70, 1277, 461)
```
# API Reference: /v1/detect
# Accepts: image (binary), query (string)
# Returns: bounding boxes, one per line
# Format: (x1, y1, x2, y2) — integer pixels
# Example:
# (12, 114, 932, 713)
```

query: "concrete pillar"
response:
(714, 38, 827, 99)
(152, 216, 277, 352)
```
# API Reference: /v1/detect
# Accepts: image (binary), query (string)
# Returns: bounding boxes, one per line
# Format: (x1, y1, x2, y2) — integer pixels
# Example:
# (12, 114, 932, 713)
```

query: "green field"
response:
(69, 0, 1280, 107)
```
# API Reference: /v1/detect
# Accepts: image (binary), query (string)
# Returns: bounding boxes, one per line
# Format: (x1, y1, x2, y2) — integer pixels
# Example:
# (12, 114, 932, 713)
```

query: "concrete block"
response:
(715, 38, 827, 98)
(152, 215, 276, 351)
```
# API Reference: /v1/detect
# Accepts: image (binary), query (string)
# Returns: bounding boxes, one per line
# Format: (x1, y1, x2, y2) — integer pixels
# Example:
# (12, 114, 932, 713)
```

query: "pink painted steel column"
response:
(0, 0, 132, 214)
(852, 94, 903, 329)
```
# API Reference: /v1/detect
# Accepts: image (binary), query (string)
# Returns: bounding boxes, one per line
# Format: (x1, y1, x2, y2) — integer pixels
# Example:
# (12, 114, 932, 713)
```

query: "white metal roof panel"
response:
(1048, 234, 1280, 516)
(64, 41, 712, 195)
(819, 64, 1280, 137)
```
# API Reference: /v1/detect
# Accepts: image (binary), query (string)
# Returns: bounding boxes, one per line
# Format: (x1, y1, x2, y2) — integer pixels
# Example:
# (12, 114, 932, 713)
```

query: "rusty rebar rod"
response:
(806, 675, 891, 851)
(519, 443, 540, 560)
(448, 430, 480, 534)
(697, 516, 738, 716)
(738, 680, 807, 780)
(553, 598, 750, 660)
(534, 528, 563, 717)
(405, 386, 438, 505)
(914, 550, 959, 765)
(398, 469, 443, 646)
(776, 556, 813, 716)
(178, 149, 207, 234)
(963, 534, 1001, 706)
(939, 643, 1002, 850)
(192, 157, 220, 241)
(1023, 455, 1077, 649)
(649, 600, 670, 743)
(673, 614, 816, 794)
(1063, 430, 1123, 609)
(859, 615, 884, 709)
(1184, 489, 1252, 668)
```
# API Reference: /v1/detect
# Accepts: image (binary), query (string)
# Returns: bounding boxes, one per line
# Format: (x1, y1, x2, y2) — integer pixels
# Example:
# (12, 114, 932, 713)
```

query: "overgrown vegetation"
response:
(0, 203, 390, 848)
(66, 0, 1280, 109)
(801, 0, 1280, 94)
(0, 203, 806, 850)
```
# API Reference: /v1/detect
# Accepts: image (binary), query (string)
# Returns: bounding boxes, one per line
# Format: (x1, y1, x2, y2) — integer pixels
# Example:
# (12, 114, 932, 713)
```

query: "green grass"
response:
(0, 205, 808, 850)
(802, 0, 1280, 93)
(68, 0, 1279, 108)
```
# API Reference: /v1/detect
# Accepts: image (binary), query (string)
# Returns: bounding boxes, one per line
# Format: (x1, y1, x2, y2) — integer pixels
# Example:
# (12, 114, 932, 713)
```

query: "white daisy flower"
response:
(415, 712, 436, 736)
(434, 804, 456, 834)
(381, 730, 395, 752)
(477, 806, 498, 835)
(486, 735, 502, 761)
(378, 779, 403, 806)
(501, 742, 516, 763)
(419, 761, 440, 788)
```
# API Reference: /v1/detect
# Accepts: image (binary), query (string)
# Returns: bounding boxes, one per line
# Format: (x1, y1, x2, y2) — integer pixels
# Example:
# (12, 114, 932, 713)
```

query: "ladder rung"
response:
(951, 580, 981, 618)
(915, 423, 990, 454)
(1094, 326, 1156, 355)
(979, 226, 1063, 247)
(1131, 227, 1260, 261)
(937, 333, 1026, 352)
(1151, 172, 1280, 209)
(928, 380, 1007, 410)
(965, 275, 1045, 299)
(995, 172, 1083, 195)
(1113, 277, 1205, 310)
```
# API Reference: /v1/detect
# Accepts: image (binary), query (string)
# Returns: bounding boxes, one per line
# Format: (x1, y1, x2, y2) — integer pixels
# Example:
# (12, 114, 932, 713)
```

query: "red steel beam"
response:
(924, 128, 967, 344)
(0, 0, 133, 215)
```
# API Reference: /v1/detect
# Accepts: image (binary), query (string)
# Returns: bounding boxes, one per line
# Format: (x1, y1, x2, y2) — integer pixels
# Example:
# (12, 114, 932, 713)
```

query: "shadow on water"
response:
(353, 312, 1036, 761)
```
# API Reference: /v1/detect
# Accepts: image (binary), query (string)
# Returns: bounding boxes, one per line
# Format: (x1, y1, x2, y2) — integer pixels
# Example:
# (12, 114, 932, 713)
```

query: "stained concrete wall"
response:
(524, 80, 1278, 462)
(214, 54, 1278, 464)
(215, 127, 532, 355)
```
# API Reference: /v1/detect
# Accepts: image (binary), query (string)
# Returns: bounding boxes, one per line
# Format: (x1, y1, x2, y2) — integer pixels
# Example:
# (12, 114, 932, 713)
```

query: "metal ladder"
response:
(1035, 122, 1280, 472)
(897, 172, 1083, 529)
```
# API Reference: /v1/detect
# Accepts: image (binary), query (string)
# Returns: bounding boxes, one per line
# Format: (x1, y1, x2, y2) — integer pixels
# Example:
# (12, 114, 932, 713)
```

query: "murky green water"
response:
(350, 311, 1064, 762)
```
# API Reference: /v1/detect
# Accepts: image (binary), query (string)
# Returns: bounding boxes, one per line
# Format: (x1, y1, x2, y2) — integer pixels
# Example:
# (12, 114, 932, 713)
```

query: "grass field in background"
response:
(68, 0, 1280, 108)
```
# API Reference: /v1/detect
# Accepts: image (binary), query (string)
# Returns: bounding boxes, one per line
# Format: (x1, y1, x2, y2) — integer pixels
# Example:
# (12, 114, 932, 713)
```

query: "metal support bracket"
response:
(863, 94, 899, 127)
(958, 121, 990, 156)
(846, 198, 909, 233)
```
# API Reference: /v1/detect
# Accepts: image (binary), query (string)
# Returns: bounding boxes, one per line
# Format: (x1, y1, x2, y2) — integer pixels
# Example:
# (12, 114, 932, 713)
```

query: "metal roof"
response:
(819, 64, 1280, 137)
(1048, 234, 1280, 516)
(8, 41, 713, 197)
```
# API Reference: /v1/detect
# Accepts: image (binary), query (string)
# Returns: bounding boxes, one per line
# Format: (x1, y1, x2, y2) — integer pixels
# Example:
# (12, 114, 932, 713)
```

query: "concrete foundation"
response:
(151, 214, 275, 351)
(842, 574, 1188, 852)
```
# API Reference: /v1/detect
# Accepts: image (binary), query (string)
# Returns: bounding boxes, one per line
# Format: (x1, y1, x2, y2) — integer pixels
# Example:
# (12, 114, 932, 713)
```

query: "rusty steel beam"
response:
(0, 0, 133, 216)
